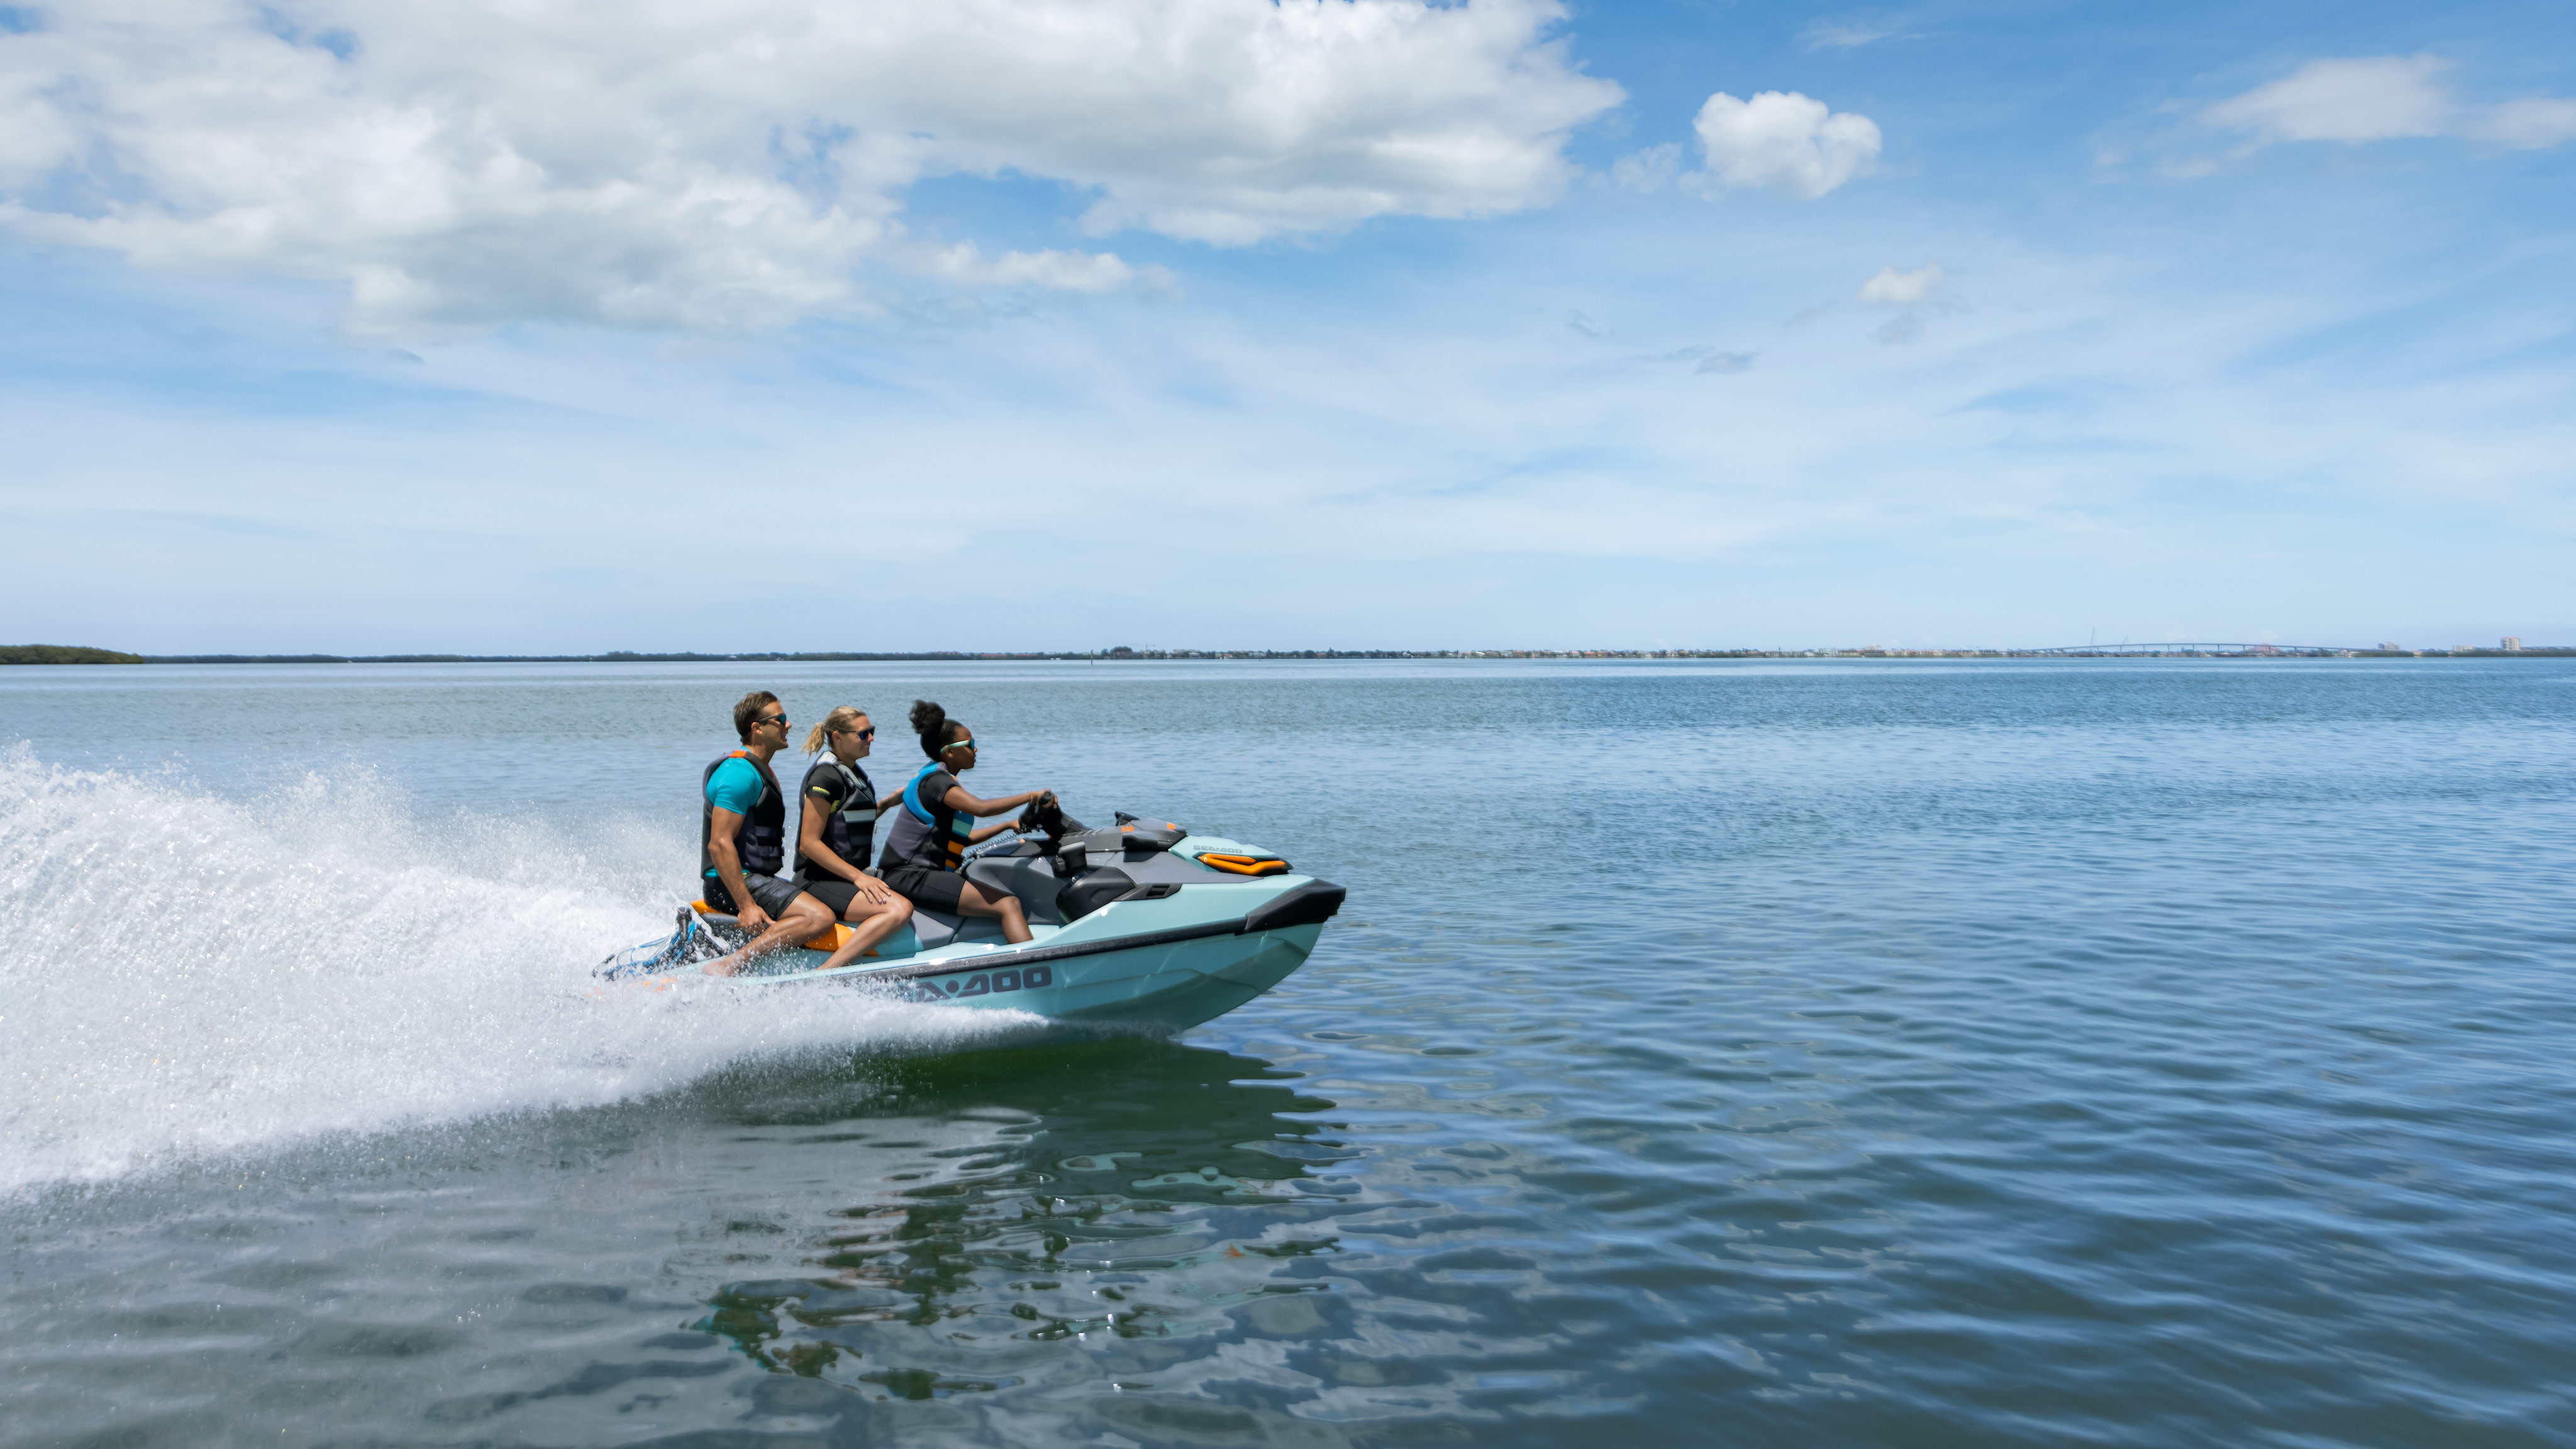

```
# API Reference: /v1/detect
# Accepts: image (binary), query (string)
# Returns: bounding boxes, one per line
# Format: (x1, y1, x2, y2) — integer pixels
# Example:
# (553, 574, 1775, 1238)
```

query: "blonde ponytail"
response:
(805, 705, 865, 756)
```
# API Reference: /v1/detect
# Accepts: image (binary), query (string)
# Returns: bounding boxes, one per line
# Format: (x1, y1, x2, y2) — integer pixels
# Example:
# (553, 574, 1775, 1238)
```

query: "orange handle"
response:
(1199, 853, 1290, 876)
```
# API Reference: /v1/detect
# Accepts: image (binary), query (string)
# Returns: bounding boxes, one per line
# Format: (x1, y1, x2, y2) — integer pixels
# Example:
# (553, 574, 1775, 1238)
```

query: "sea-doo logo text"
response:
(893, 965, 1052, 1002)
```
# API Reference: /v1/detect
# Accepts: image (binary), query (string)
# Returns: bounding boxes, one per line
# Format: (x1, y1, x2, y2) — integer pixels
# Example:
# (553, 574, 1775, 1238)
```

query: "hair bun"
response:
(909, 700, 953, 760)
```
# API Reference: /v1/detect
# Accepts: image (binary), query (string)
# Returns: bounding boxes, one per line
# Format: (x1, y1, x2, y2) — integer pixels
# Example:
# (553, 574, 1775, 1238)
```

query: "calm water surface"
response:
(4, 659, 2572, 1448)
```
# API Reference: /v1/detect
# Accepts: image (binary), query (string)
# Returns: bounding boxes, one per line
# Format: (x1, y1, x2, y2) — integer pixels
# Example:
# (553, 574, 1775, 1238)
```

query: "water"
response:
(4, 659, 2572, 1448)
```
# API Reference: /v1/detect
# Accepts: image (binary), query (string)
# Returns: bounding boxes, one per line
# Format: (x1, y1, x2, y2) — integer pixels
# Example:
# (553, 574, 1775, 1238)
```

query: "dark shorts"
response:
(802, 877, 911, 919)
(703, 873, 806, 919)
(879, 865, 967, 914)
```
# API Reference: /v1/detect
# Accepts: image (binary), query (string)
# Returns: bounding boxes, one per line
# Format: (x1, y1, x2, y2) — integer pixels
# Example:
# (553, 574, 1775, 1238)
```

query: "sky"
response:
(2, 0, 2571, 653)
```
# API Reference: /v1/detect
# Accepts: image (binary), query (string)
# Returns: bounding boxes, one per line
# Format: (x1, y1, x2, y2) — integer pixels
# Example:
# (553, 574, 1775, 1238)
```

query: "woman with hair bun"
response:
(877, 700, 1054, 944)
(788, 706, 916, 968)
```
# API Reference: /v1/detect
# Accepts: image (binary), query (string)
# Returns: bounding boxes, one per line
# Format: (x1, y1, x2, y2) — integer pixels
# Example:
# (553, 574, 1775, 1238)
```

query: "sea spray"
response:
(0, 744, 1041, 1194)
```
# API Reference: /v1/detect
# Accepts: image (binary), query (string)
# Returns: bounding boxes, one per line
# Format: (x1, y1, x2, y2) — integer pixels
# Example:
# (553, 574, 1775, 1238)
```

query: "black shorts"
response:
(802, 877, 911, 919)
(703, 873, 806, 919)
(879, 865, 967, 914)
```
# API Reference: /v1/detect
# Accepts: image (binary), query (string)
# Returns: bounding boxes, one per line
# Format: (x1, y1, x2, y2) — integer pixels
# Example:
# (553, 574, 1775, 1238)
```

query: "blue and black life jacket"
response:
(700, 750, 787, 880)
(882, 760, 974, 874)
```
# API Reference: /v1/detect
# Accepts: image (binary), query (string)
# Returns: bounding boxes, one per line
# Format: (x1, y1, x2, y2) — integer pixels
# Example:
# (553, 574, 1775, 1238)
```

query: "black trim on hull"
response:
(1243, 880, 1348, 932)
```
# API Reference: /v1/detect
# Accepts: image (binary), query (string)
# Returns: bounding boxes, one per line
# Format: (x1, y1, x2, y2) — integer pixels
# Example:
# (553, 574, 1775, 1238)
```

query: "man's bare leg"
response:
(706, 895, 835, 977)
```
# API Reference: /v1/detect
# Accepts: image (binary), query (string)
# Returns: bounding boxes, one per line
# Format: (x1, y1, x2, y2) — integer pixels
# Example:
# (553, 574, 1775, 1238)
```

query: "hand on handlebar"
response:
(1015, 789, 1057, 831)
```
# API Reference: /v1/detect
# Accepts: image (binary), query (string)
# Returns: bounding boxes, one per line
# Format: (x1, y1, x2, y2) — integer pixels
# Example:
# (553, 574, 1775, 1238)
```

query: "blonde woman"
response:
(791, 707, 916, 967)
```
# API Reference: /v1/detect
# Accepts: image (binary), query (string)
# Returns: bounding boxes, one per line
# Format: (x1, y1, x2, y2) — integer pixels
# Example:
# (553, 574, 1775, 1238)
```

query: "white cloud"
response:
(2477, 97, 2576, 149)
(925, 243, 1169, 294)
(1872, 312, 1922, 345)
(1855, 262, 1945, 344)
(1858, 262, 1942, 306)
(0, 0, 1620, 333)
(2201, 55, 2576, 155)
(2204, 56, 2453, 143)
(12, 188, 2576, 651)
(1609, 142, 1683, 192)
(1800, 19, 1906, 51)
(1687, 91, 1881, 199)
(1646, 343, 1752, 373)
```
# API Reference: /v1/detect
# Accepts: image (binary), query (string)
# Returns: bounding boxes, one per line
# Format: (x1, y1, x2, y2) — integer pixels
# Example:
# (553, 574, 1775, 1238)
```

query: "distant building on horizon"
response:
(2377, 641, 2401, 651)
(2503, 636, 2523, 651)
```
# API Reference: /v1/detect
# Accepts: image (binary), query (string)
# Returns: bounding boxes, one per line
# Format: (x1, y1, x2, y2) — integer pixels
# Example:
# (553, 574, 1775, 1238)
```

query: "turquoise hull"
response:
(600, 850, 1342, 1035)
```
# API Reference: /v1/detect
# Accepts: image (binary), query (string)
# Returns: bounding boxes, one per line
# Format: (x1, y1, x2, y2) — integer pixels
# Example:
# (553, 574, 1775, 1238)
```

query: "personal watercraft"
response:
(597, 814, 1344, 1033)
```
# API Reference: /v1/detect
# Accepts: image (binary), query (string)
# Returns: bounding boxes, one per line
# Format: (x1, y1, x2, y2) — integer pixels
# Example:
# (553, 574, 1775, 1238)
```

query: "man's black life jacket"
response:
(701, 750, 787, 882)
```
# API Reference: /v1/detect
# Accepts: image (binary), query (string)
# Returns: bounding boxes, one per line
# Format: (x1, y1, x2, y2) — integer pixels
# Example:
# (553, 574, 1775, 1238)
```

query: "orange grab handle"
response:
(1199, 854, 1290, 877)
(697, 904, 874, 956)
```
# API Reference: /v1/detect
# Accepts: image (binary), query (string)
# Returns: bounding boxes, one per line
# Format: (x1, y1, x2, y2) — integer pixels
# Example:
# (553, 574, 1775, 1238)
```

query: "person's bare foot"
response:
(703, 955, 741, 978)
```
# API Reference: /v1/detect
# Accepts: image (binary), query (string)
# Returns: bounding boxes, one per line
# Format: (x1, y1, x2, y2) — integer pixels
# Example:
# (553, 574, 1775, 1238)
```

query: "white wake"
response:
(0, 745, 1038, 1194)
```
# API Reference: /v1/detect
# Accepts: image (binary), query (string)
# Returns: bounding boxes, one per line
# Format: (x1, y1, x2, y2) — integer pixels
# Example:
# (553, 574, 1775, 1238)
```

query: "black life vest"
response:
(795, 756, 879, 886)
(700, 750, 787, 880)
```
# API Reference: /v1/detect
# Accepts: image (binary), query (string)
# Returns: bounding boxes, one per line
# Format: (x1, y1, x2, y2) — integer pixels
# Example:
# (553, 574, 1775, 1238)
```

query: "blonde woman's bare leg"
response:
(819, 880, 916, 970)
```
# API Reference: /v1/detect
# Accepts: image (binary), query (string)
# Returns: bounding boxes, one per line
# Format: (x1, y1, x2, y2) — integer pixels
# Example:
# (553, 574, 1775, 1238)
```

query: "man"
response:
(700, 691, 835, 977)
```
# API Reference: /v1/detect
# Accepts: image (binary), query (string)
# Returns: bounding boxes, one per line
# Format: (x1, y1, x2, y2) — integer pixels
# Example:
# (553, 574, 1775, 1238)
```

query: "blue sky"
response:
(2, 0, 2570, 652)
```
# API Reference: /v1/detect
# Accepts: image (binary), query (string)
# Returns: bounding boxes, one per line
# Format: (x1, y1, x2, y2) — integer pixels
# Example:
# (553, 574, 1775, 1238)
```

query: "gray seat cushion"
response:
(908, 909, 962, 950)
(1117, 852, 1241, 886)
(949, 847, 1242, 933)
(964, 857, 1067, 926)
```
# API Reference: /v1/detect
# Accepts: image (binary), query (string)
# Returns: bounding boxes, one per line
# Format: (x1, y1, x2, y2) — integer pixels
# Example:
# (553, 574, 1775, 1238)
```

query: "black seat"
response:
(963, 856, 1069, 926)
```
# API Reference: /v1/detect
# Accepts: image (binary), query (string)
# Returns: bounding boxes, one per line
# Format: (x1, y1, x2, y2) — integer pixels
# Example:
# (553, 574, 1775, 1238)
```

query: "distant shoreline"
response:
(7, 644, 2572, 665)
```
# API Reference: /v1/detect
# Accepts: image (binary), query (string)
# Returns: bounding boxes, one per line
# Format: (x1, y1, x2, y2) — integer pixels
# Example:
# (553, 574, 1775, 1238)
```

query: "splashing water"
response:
(0, 745, 1041, 1194)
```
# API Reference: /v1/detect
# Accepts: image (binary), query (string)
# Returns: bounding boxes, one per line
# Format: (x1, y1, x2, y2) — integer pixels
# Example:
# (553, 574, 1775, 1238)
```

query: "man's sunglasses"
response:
(757, 713, 788, 727)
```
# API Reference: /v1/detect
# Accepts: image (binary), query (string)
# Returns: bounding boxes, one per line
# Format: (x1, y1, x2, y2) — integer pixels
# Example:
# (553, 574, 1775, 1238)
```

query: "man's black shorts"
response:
(703, 873, 806, 919)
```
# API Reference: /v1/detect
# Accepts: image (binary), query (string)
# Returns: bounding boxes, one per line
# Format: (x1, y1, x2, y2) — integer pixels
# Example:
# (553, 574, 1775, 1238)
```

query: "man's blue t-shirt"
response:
(704, 756, 767, 878)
